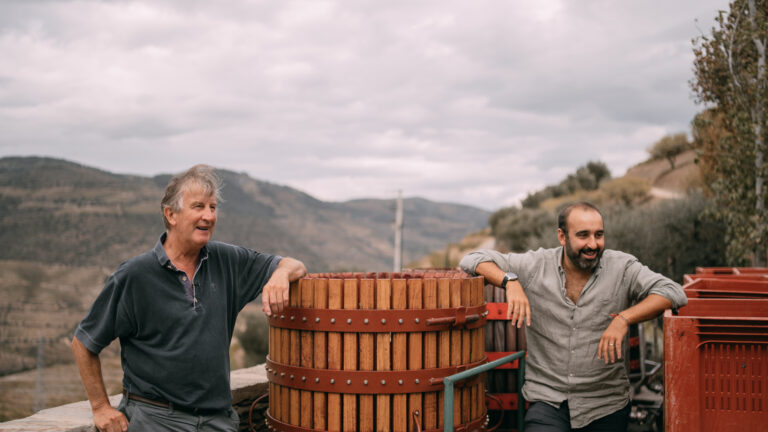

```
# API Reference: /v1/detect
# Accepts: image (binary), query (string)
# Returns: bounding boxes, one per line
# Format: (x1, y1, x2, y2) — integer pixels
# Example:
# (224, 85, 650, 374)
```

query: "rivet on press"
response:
(331, 318, 336, 324)
(346, 379, 352, 385)
(381, 380, 386, 385)
(315, 378, 320, 383)
(280, 315, 285, 320)
(301, 376, 306, 382)
(316, 317, 321, 323)
(290, 375, 294, 380)
(363, 380, 369, 385)
(280, 373, 285, 377)
(381, 318, 387, 324)
(398, 379, 403, 385)
(290, 316, 295, 321)
(302, 317, 307, 322)
(398, 318, 404, 324)
(415, 318, 420, 323)
(364, 318, 369, 324)
(330, 379, 335, 384)
(347, 318, 352, 324)
(415, 379, 420, 384)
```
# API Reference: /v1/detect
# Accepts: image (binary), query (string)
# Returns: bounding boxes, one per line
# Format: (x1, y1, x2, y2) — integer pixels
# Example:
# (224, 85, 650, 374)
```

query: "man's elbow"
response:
(280, 257, 307, 279)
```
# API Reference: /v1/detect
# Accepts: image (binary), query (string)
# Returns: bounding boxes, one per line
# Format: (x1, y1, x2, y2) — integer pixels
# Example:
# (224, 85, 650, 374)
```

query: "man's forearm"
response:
(276, 257, 307, 281)
(474, 261, 508, 287)
(619, 293, 673, 324)
(71, 337, 111, 410)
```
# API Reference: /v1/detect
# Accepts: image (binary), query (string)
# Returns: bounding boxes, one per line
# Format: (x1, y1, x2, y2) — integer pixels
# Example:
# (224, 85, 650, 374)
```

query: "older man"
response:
(72, 165, 306, 432)
(460, 202, 686, 432)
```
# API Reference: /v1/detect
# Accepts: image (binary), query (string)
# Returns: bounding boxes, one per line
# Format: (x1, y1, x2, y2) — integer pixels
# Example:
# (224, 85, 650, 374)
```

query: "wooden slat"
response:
(359, 278, 375, 432)
(280, 283, 293, 421)
(376, 278, 392, 432)
(449, 278, 462, 426)
(408, 279, 423, 432)
(300, 278, 313, 429)
(289, 281, 301, 426)
(343, 278, 358, 432)
(270, 316, 279, 420)
(472, 278, 484, 419)
(327, 279, 343, 432)
(461, 278, 471, 424)
(313, 278, 328, 430)
(392, 278, 408, 432)
(437, 278, 451, 429)
(423, 278, 438, 430)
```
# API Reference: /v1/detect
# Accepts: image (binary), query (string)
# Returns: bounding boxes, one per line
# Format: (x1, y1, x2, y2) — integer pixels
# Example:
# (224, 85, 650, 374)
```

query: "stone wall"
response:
(0, 365, 269, 432)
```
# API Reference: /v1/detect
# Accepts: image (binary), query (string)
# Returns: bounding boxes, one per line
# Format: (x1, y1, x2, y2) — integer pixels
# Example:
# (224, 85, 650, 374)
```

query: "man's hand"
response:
(598, 314, 630, 364)
(262, 257, 307, 316)
(262, 269, 290, 316)
(506, 280, 531, 328)
(92, 404, 128, 432)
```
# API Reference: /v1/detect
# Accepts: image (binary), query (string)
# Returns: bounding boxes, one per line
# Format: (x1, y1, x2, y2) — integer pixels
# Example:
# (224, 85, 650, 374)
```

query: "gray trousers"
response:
(524, 400, 629, 432)
(118, 397, 240, 432)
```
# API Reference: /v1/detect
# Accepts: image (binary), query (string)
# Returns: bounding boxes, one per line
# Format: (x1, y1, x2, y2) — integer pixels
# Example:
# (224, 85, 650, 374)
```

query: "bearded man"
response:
(460, 202, 686, 432)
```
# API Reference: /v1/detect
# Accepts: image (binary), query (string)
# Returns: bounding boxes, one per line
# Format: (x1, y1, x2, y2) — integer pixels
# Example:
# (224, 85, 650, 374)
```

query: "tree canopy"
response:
(691, 0, 768, 265)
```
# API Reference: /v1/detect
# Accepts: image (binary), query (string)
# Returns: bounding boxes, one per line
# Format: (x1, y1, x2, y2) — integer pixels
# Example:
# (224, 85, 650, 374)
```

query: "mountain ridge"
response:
(0, 156, 489, 272)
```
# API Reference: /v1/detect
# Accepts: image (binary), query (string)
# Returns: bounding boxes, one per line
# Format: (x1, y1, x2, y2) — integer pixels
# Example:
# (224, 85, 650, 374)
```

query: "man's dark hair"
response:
(557, 201, 603, 233)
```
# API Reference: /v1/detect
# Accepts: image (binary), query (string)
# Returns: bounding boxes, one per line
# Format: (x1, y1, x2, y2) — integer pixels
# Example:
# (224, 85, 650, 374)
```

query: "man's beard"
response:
(564, 237, 603, 271)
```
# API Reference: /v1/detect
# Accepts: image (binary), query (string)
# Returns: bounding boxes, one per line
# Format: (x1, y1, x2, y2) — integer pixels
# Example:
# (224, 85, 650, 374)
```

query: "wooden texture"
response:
(289, 281, 301, 426)
(343, 278, 359, 432)
(392, 278, 408, 432)
(422, 278, 438, 430)
(376, 278, 391, 432)
(449, 278, 462, 426)
(359, 278, 375, 432)
(327, 279, 343, 432)
(407, 279, 423, 432)
(300, 278, 313, 429)
(313, 278, 328, 430)
(437, 278, 451, 428)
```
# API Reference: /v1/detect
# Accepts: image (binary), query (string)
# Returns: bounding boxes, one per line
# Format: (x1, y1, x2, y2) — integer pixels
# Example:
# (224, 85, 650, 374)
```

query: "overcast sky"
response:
(0, 0, 729, 210)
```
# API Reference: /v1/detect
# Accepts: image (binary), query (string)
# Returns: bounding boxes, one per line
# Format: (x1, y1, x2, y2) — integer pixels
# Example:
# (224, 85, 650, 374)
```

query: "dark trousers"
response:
(524, 400, 629, 432)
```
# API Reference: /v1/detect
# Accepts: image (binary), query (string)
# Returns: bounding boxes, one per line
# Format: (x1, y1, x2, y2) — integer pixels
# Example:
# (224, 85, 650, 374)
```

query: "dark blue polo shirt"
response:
(75, 233, 281, 410)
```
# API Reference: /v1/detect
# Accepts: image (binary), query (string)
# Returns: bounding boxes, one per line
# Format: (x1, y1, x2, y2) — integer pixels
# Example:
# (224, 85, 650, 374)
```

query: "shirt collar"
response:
(153, 232, 209, 268)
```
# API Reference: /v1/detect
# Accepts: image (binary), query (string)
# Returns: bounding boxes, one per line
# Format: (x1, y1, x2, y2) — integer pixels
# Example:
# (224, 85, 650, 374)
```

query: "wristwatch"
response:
(501, 272, 518, 288)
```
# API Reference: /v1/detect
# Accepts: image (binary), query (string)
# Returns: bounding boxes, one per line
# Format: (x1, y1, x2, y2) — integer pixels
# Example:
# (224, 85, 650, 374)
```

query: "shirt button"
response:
(572, 327, 577, 331)
(571, 350, 575, 353)
(569, 373, 574, 377)
(182, 276, 187, 281)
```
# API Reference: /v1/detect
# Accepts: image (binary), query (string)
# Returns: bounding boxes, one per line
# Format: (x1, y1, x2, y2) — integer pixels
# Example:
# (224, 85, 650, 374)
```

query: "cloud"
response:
(0, 0, 730, 210)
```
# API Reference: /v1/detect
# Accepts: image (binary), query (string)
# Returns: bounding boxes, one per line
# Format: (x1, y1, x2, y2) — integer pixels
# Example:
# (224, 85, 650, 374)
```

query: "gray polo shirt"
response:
(75, 233, 281, 411)
(460, 247, 686, 428)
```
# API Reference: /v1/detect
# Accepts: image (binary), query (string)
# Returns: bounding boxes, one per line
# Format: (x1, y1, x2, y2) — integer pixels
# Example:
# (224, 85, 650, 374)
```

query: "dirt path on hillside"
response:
(649, 187, 684, 200)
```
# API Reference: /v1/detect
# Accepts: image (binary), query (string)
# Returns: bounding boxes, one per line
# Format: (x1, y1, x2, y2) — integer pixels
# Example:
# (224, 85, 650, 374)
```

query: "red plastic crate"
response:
(695, 266, 768, 275)
(683, 278, 768, 299)
(664, 298, 768, 431)
(683, 273, 768, 284)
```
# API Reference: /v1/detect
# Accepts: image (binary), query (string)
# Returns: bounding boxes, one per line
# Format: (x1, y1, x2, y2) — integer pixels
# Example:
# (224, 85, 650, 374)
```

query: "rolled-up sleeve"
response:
(460, 249, 544, 285)
(625, 259, 688, 308)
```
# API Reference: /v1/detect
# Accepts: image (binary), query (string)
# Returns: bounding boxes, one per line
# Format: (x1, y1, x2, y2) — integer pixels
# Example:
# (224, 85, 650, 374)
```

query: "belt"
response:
(122, 390, 225, 416)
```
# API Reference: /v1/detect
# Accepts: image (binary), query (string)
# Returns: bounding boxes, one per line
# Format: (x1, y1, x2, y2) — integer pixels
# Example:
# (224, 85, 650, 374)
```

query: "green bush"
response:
(236, 312, 269, 366)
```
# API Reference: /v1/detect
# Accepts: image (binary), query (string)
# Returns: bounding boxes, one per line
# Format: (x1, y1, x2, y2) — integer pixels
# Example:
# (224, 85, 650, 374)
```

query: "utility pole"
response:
(393, 190, 403, 272)
(34, 335, 45, 412)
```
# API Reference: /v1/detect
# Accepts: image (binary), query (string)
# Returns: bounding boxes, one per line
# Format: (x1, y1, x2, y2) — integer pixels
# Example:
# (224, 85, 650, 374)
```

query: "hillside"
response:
(0, 157, 489, 272)
(411, 151, 702, 265)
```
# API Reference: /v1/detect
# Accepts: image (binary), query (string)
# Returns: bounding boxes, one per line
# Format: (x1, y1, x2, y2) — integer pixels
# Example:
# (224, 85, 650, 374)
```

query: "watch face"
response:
(505, 272, 518, 281)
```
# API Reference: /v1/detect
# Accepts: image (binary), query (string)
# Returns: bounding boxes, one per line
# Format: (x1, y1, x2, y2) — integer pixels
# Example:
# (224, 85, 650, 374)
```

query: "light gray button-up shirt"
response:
(460, 247, 687, 428)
